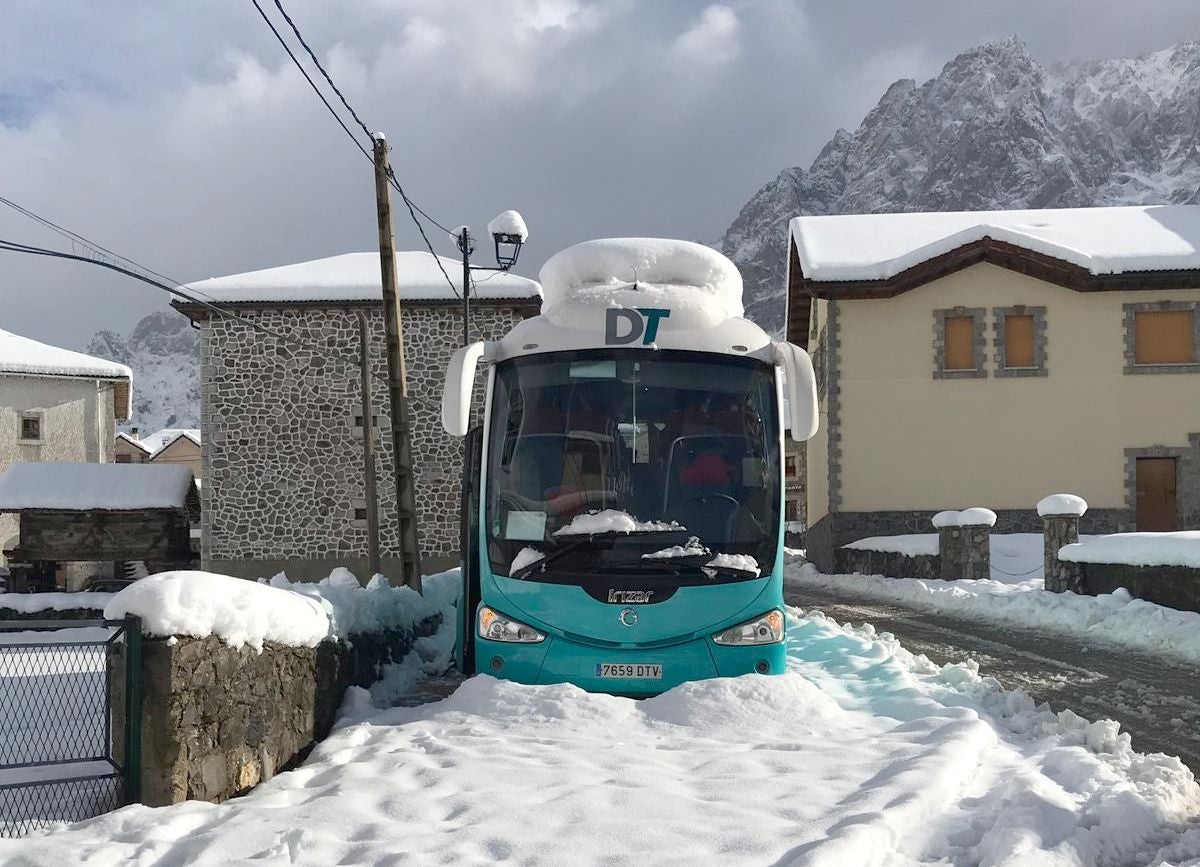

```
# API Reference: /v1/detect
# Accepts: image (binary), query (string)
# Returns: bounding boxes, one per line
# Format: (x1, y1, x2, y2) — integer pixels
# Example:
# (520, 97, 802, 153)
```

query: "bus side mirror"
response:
(774, 342, 818, 442)
(442, 341, 488, 436)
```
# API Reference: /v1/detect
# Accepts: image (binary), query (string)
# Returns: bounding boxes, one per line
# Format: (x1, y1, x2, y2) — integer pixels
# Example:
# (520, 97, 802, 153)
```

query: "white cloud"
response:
(669, 4, 741, 67)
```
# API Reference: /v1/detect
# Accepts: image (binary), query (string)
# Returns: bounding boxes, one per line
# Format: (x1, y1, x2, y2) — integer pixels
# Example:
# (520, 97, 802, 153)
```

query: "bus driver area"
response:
(442, 238, 817, 695)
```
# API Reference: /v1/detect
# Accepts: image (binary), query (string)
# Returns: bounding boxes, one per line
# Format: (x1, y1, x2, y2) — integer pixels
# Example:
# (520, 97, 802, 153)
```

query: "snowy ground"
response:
(6, 596, 1200, 865)
(790, 552, 1200, 665)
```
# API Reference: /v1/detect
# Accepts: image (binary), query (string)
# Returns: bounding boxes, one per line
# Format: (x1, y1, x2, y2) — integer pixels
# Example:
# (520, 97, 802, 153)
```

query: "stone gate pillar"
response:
(1038, 494, 1087, 593)
(933, 511, 962, 581)
(957, 508, 995, 581)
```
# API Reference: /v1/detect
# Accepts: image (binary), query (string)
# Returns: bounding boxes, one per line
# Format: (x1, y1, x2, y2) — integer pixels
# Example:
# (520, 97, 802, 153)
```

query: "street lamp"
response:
(453, 210, 529, 347)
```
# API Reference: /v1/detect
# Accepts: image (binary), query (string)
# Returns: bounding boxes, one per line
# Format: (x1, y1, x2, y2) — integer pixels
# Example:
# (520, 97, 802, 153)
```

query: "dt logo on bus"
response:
(605, 307, 671, 346)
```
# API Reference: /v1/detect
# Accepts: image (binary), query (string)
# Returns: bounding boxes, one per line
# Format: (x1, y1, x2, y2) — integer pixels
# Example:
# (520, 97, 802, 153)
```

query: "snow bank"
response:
(104, 571, 327, 650)
(185, 252, 541, 303)
(0, 462, 193, 511)
(266, 569, 442, 640)
(0, 591, 113, 613)
(103, 568, 454, 651)
(1059, 531, 1200, 569)
(553, 509, 683, 536)
(538, 238, 743, 319)
(13, 597, 1200, 866)
(788, 561, 1200, 665)
(486, 209, 529, 242)
(1038, 493, 1089, 517)
(790, 204, 1200, 283)
(845, 534, 939, 557)
(0, 328, 132, 380)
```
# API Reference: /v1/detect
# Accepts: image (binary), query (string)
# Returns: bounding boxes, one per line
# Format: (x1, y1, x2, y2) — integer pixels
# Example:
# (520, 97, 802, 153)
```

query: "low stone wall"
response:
(0, 605, 106, 621)
(835, 547, 939, 581)
(135, 615, 440, 807)
(1081, 564, 1200, 613)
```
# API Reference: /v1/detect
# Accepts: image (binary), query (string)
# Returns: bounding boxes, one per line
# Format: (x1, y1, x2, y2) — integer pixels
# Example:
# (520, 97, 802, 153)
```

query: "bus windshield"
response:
(485, 350, 781, 581)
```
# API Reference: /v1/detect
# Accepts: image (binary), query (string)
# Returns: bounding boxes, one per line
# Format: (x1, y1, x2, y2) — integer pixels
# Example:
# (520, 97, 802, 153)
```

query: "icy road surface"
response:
(8, 610, 1200, 866)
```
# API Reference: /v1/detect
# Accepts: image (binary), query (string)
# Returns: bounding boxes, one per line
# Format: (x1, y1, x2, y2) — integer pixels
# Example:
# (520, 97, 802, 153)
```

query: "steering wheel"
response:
(673, 494, 769, 540)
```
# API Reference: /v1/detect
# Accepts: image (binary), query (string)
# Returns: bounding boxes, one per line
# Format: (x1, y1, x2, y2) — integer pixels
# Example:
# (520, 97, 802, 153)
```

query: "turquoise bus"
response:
(441, 238, 817, 694)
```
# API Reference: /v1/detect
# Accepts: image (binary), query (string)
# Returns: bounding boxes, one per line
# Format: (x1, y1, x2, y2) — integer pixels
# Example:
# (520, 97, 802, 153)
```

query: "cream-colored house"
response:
(0, 328, 132, 567)
(115, 429, 202, 481)
(786, 205, 1200, 571)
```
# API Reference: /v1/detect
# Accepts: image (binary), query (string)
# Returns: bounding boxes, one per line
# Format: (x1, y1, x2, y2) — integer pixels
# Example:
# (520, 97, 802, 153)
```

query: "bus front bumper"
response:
(476, 633, 787, 696)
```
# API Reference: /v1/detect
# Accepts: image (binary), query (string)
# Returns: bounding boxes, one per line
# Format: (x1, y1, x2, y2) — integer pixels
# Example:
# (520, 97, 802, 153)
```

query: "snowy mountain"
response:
(85, 310, 199, 432)
(718, 37, 1200, 334)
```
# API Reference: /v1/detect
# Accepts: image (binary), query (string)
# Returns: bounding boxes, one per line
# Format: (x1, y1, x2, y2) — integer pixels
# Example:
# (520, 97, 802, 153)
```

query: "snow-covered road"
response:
(6, 608, 1200, 866)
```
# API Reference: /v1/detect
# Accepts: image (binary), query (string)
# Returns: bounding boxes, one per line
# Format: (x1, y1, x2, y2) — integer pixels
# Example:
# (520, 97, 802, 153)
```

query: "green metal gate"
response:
(0, 615, 142, 837)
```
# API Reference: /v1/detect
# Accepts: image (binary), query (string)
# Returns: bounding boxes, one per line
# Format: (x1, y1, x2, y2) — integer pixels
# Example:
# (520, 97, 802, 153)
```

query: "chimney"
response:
(131, 426, 140, 441)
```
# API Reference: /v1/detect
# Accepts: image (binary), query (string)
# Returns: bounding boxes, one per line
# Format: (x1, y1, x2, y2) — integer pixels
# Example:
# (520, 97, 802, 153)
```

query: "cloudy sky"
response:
(3, 0, 1199, 348)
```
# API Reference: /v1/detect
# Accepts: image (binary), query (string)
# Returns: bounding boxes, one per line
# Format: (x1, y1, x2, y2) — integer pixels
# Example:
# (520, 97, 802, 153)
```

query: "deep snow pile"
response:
(7, 604, 1200, 865)
(788, 561, 1200, 665)
(1060, 531, 1200, 569)
(103, 569, 450, 650)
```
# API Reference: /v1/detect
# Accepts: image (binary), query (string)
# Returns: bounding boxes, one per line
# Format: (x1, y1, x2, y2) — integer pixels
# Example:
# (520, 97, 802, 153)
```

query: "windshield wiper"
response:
(510, 529, 689, 580)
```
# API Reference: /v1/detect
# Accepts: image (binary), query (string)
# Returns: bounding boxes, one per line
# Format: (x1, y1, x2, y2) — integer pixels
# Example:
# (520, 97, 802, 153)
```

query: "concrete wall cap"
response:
(1037, 494, 1089, 517)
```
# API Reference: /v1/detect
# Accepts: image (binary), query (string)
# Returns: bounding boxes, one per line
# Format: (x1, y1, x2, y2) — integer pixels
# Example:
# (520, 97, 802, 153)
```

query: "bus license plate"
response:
(596, 663, 662, 680)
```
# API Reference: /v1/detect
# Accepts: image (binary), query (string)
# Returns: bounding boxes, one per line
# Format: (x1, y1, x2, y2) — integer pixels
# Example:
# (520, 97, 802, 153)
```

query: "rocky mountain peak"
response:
(717, 36, 1200, 335)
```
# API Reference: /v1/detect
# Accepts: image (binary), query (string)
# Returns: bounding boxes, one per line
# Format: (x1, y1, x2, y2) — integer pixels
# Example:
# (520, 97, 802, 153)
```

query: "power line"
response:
(249, 0, 462, 299)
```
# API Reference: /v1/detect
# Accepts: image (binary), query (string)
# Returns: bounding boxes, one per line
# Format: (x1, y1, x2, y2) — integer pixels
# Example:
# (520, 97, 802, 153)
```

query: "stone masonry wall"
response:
(136, 617, 439, 806)
(200, 302, 532, 576)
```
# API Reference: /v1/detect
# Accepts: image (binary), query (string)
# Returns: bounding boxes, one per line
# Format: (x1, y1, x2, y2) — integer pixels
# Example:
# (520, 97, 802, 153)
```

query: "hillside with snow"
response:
(85, 310, 198, 432)
(719, 37, 1200, 334)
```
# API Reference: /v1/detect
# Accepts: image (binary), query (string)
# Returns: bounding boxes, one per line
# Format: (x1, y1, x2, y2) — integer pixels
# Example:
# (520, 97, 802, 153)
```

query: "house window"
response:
(934, 308, 986, 379)
(1124, 303, 1200, 374)
(354, 508, 368, 521)
(18, 414, 41, 442)
(350, 497, 369, 528)
(993, 306, 1047, 377)
(1135, 310, 1193, 365)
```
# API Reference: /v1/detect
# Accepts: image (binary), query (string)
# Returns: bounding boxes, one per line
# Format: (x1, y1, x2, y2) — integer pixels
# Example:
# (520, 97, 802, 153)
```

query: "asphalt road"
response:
(785, 583, 1200, 774)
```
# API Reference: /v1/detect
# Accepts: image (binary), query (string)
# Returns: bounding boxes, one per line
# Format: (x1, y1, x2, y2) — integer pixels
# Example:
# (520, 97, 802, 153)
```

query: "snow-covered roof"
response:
(183, 252, 542, 304)
(141, 428, 201, 456)
(115, 432, 152, 455)
(789, 204, 1200, 283)
(0, 328, 132, 381)
(0, 463, 195, 511)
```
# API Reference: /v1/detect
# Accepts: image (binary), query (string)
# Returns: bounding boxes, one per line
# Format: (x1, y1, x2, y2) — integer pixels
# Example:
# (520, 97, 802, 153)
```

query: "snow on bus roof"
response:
(0, 328, 132, 380)
(789, 204, 1200, 283)
(0, 462, 195, 511)
(184, 252, 542, 303)
(538, 238, 744, 318)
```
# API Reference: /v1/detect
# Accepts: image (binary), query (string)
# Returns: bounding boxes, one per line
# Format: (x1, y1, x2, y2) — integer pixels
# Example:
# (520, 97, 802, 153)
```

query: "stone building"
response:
(785, 205, 1200, 571)
(0, 327, 132, 567)
(175, 252, 541, 580)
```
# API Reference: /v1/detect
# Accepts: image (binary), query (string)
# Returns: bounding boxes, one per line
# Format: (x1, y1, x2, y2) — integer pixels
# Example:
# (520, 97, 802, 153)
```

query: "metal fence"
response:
(0, 616, 141, 837)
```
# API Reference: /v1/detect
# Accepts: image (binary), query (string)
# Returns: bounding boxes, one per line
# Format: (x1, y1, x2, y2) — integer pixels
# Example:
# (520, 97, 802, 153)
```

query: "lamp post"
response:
(453, 210, 528, 347)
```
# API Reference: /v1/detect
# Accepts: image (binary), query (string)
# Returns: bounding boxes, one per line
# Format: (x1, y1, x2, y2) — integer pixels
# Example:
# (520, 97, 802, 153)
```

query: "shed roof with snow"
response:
(179, 251, 543, 305)
(0, 463, 196, 512)
(784, 204, 1200, 345)
(0, 328, 133, 418)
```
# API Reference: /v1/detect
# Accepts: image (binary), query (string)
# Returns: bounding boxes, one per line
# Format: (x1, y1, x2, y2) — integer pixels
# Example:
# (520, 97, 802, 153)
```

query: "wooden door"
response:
(1136, 457, 1178, 531)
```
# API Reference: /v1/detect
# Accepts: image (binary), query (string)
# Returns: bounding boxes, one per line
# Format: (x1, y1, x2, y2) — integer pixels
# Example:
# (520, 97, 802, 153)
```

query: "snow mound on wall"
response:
(266, 568, 442, 638)
(1059, 531, 1200, 569)
(0, 591, 115, 612)
(1038, 493, 1089, 517)
(930, 508, 997, 528)
(538, 238, 744, 319)
(104, 571, 329, 650)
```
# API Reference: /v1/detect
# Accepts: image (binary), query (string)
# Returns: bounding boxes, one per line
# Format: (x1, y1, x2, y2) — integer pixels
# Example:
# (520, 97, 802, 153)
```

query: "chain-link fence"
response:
(0, 617, 141, 837)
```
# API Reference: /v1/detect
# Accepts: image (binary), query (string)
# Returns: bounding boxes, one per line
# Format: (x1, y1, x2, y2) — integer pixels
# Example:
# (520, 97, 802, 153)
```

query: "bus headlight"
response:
(478, 606, 546, 643)
(712, 609, 785, 646)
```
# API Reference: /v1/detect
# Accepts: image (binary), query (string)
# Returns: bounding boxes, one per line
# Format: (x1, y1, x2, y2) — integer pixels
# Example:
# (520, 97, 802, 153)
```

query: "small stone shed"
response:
(175, 251, 542, 579)
(0, 462, 199, 590)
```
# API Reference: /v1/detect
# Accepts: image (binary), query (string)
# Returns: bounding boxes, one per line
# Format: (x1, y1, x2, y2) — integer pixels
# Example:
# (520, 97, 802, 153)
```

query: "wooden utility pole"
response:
(372, 132, 422, 591)
(355, 311, 381, 577)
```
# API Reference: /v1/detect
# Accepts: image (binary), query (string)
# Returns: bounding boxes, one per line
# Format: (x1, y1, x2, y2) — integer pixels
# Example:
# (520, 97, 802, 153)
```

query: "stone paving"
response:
(785, 583, 1200, 774)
